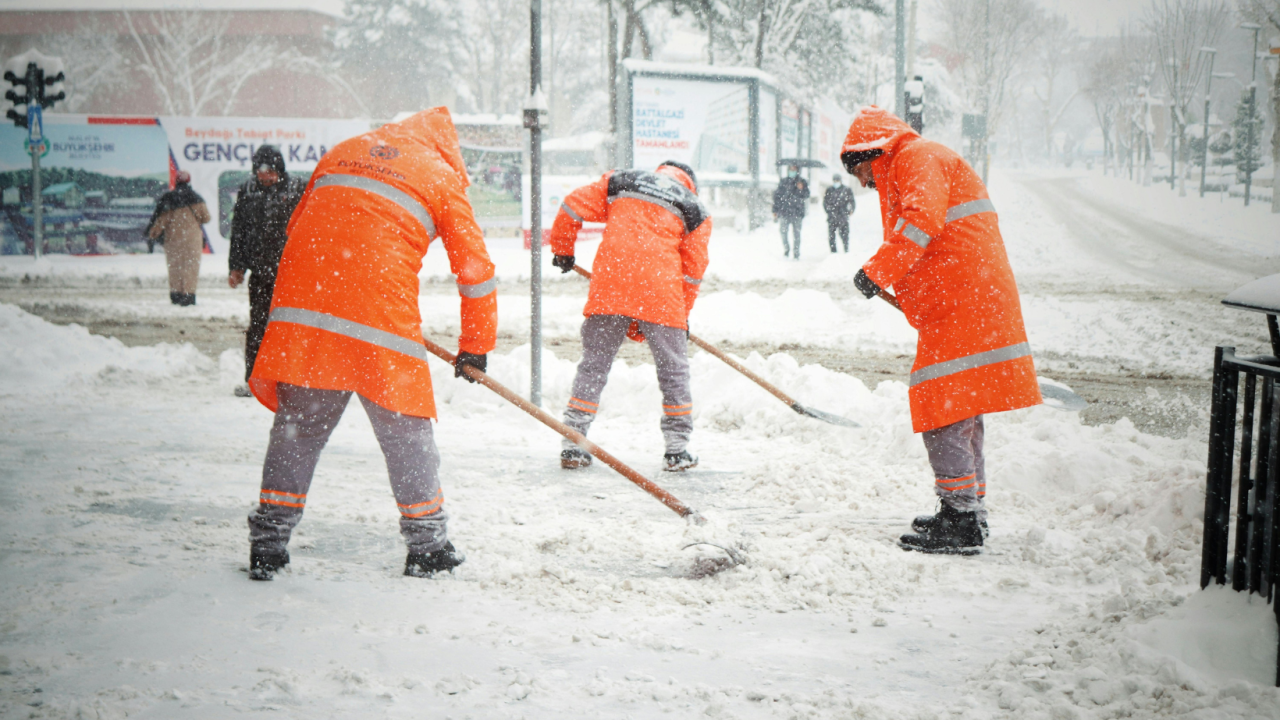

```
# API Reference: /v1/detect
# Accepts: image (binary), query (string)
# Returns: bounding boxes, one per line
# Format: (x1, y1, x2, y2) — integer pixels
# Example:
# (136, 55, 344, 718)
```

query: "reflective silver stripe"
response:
(560, 202, 583, 223)
(909, 341, 1032, 387)
(683, 275, 701, 285)
(901, 223, 932, 248)
(945, 198, 996, 223)
(893, 218, 905, 233)
(312, 173, 436, 238)
(457, 277, 496, 298)
(610, 190, 681, 222)
(268, 306, 429, 362)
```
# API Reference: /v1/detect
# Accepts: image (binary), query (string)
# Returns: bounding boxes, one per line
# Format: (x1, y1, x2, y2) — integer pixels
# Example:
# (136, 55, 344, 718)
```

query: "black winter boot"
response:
(405, 542, 465, 577)
(561, 447, 592, 469)
(913, 505, 989, 538)
(663, 450, 698, 472)
(169, 291, 181, 305)
(249, 548, 290, 580)
(898, 504, 984, 555)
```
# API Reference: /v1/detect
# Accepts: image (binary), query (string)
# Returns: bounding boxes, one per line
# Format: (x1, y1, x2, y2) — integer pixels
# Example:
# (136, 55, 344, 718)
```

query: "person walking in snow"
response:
(823, 173, 855, 253)
(772, 166, 809, 259)
(841, 106, 1041, 555)
(243, 108, 497, 580)
(227, 145, 307, 398)
(146, 170, 211, 306)
(549, 161, 710, 473)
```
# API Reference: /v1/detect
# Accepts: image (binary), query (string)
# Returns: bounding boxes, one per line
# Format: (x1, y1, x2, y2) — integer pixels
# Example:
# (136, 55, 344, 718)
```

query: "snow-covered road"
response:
(2, 167, 1279, 719)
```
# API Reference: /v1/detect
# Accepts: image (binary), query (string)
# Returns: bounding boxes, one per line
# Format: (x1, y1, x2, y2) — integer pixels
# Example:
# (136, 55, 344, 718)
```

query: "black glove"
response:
(552, 255, 576, 273)
(853, 269, 882, 299)
(454, 351, 487, 382)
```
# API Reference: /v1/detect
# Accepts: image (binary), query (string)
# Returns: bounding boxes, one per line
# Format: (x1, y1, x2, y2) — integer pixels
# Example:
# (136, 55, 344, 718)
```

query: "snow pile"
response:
(0, 303, 212, 394)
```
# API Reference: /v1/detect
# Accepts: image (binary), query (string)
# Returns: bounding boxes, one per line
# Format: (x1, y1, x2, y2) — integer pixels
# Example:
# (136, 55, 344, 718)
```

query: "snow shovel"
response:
(570, 265, 860, 428)
(875, 290, 1088, 411)
(420, 335, 705, 523)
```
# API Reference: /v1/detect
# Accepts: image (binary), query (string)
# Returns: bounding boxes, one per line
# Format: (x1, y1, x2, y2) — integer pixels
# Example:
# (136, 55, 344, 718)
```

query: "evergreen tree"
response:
(1232, 91, 1263, 181)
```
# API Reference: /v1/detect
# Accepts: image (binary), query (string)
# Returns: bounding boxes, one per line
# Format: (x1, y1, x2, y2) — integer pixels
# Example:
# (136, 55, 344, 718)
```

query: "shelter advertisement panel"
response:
(759, 89, 778, 177)
(0, 116, 169, 255)
(630, 75, 751, 179)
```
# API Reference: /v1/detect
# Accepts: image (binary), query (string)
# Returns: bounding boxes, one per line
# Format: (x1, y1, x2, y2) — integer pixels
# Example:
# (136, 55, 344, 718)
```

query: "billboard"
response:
(0, 116, 170, 255)
(631, 75, 753, 181)
(159, 116, 372, 256)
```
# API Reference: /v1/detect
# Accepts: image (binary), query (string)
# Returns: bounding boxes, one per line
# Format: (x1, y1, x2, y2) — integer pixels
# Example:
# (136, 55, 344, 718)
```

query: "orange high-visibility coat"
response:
(549, 166, 711, 330)
(843, 106, 1041, 433)
(249, 107, 497, 419)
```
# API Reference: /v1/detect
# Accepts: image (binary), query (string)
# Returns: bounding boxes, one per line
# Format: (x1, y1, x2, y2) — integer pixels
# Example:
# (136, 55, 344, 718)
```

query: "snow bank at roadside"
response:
(0, 303, 212, 393)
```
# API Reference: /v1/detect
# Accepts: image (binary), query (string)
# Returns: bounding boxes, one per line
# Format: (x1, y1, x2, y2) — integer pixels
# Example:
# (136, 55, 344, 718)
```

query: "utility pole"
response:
(607, 0, 617, 137)
(524, 0, 547, 406)
(1241, 23, 1261, 207)
(894, 0, 905, 118)
(1167, 58, 1177, 191)
(1198, 46, 1216, 199)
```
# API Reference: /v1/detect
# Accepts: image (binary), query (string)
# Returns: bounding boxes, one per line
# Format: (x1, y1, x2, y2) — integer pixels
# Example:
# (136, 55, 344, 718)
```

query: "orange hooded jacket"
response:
(249, 107, 497, 419)
(549, 165, 711, 330)
(842, 106, 1041, 433)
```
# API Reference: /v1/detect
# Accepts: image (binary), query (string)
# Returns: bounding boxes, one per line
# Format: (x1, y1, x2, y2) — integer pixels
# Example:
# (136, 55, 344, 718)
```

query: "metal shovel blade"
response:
(1039, 382, 1088, 412)
(791, 402, 861, 427)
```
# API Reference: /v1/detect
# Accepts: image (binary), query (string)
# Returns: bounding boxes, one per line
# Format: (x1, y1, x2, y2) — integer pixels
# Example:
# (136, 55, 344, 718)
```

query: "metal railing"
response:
(1201, 345, 1280, 687)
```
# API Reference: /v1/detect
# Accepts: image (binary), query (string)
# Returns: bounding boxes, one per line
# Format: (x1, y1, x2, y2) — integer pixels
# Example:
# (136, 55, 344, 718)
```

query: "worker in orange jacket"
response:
(549, 161, 711, 472)
(841, 106, 1041, 555)
(245, 108, 497, 580)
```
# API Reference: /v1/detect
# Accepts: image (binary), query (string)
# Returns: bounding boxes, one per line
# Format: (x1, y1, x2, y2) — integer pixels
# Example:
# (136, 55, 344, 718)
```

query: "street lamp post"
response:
(1241, 23, 1262, 207)
(1198, 46, 1217, 198)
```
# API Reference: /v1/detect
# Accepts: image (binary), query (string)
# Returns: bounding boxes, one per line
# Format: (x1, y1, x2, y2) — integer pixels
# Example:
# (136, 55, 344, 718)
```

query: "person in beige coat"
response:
(147, 171, 211, 306)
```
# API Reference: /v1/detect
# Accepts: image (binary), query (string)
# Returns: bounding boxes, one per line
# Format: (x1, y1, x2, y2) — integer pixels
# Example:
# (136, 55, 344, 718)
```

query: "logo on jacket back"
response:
(370, 145, 400, 160)
(607, 170, 708, 234)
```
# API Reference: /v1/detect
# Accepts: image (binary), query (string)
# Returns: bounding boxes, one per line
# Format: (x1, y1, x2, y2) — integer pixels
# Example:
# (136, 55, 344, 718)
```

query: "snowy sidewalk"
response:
(1, 304, 1276, 719)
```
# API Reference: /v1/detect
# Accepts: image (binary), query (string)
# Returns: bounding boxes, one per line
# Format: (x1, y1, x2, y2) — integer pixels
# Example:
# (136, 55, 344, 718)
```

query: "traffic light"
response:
(904, 75, 924, 134)
(4, 49, 65, 129)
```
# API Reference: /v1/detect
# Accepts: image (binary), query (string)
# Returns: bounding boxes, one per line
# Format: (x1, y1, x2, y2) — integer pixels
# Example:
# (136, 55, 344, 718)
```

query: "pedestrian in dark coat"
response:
(823, 173, 856, 253)
(772, 166, 809, 259)
(227, 145, 307, 396)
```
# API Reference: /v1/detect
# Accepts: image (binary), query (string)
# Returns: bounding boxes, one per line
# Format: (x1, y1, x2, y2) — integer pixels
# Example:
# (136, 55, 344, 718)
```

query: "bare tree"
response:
(125, 10, 364, 117)
(1086, 42, 1128, 174)
(1145, 0, 1228, 193)
(934, 0, 1044, 148)
(448, 0, 529, 115)
(1030, 12, 1083, 162)
(1237, 0, 1280, 211)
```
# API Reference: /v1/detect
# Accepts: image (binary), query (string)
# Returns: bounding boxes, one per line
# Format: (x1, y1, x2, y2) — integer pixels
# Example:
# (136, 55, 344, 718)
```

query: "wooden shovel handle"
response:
(420, 335, 697, 520)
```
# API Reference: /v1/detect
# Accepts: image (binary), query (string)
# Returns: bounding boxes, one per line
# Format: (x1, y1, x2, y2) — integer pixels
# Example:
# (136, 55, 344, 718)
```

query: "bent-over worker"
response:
(549, 161, 711, 473)
(245, 108, 497, 580)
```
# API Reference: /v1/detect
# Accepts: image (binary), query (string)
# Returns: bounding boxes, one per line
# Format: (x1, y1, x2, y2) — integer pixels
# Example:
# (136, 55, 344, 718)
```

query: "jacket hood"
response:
(840, 105, 917, 159)
(382, 107, 470, 188)
(252, 145, 286, 175)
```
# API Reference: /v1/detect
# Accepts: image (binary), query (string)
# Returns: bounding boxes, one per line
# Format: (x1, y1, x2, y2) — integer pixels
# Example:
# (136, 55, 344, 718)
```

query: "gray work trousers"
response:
(248, 383, 448, 555)
(563, 314, 693, 454)
(922, 415, 986, 517)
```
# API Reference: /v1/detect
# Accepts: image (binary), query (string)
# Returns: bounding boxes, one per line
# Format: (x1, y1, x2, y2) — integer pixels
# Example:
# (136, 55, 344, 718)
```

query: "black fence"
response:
(1201, 345, 1280, 687)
